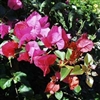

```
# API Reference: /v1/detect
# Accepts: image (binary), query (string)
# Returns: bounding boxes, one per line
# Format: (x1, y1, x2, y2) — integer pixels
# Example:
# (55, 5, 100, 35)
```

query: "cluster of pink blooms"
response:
(8, 0, 23, 10)
(0, 9, 94, 94)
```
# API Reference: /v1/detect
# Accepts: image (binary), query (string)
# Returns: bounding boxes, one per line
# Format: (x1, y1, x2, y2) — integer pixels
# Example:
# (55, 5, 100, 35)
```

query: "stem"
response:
(9, 58, 12, 68)
(14, 84, 20, 100)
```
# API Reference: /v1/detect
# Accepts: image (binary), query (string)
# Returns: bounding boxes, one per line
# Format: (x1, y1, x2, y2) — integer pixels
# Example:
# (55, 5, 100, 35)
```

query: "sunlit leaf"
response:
(65, 48, 72, 60)
(74, 85, 81, 93)
(18, 84, 34, 95)
(55, 91, 63, 100)
(70, 65, 84, 75)
(54, 50, 65, 61)
(91, 71, 98, 76)
(86, 75, 94, 87)
(13, 72, 27, 84)
(84, 53, 93, 67)
(0, 78, 12, 90)
(60, 67, 71, 81)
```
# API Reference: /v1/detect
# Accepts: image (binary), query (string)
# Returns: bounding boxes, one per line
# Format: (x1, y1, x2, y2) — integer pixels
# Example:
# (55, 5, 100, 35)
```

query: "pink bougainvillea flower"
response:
(39, 16, 50, 28)
(25, 11, 50, 38)
(18, 34, 34, 47)
(17, 52, 30, 62)
(14, 21, 32, 39)
(45, 81, 60, 94)
(8, 0, 23, 10)
(25, 41, 45, 63)
(76, 33, 93, 52)
(14, 21, 35, 46)
(25, 11, 41, 27)
(34, 54, 57, 76)
(42, 26, 71, 50)
(0, 23, 11, 38)
(26, 11, 49, 28)
(2, 41, 18, 58)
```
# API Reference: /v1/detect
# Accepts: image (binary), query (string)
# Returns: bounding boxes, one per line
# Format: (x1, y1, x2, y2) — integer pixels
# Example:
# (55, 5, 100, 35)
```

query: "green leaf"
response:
(38, 41, 44, 46)
(60, 67, 71, 81)
(0, 41, 8, 48)
(56, 11, 68, 31)
(51, 2, 67, 11)
(18, 84, 34, 95)
(39, 0, 48, 13)
(54, 50, 65, 61)
(88, 34, 96, 41)
(10, 34, 19, 42)
(55, 91, 63, 100)
(70, 65, 84, 75)
(74, 85, 81, 93)
(65, 48, 72, 60)
(86, 75, 94, 87)
(13, 72, 27, 84)
(84, 53, 94, 66)
(0, 78, 12, 89)
(62, 97, 69, 100)
(68, 12, 74, 29)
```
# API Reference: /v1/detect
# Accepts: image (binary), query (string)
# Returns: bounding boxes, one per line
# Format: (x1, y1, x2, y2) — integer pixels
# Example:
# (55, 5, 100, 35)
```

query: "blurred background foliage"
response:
(0, 0, 100, 100)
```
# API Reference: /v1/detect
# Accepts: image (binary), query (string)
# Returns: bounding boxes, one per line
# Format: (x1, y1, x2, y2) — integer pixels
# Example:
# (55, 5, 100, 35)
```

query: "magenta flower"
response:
(25, 11, 42, 27)
(8, 0, 23, 10)
(14, 21, 35, 46)
(25, 41, 45, 63)
(76, 33, 93, 52)
(2, 41, 18, 58)
(14, 21, 32, 39)
(42, 26, 71, 50)
(34, 54, 57, 76)
(17, 52, 30, 62)
(14, 11, 50, 46)
(0, 23, 11, 39)
(25, 11, 50, 38)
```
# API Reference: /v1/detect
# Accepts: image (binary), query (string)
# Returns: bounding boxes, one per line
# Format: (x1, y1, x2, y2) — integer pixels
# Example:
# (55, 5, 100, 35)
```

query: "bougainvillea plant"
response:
(0, 0, 100, 100)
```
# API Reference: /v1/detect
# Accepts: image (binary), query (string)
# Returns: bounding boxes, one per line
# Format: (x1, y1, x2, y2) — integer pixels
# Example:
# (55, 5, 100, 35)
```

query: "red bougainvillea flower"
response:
(55, 72, 79, 90)
(17, 52, 30, 62)
(63, 75, 79, 90)
(68, 42, 81, 64)
(2, 41, 18, 58)
(8, 0, 23, 10)
(42, 26, 71, 50)
(34, 54, 57, 76)
(76, 33, 93, 52)
(0, 23, 11, 38)
(45, 81, 60, 94)
(25, 41, 45, 63)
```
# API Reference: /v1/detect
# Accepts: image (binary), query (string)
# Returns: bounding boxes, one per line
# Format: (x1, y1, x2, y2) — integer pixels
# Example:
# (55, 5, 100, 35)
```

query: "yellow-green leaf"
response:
(54, 50, 65, 61)
(86, 76, 94, 87)
(84, 53, 93, 67)
(60, 67, 71, 81)
(65, 48, 72, 60)
(70, 65, 84, 75)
